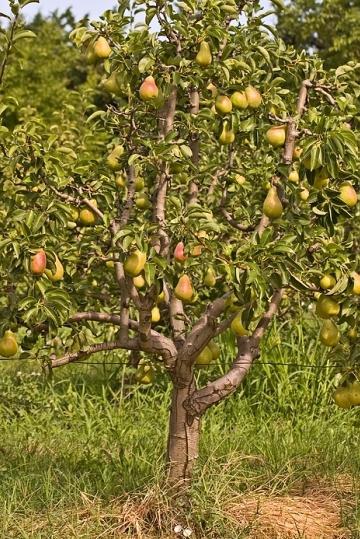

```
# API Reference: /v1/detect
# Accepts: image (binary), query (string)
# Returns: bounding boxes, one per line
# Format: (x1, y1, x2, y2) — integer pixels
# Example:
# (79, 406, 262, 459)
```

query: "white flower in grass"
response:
(183, 528, 192, 537)
(174, 524, 183, 534)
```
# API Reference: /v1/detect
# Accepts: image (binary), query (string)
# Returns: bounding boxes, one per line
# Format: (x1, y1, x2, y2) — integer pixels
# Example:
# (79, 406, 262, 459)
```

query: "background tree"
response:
(0, 0, 359, 491)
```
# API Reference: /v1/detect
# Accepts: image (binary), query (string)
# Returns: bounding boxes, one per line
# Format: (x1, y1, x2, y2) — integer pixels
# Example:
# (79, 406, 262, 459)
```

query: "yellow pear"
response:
(135, 364, 154, 384)
(174, 274, 194, 303)
(316, 294, 340, 319)
(244, 86, 262, 108)
(139, 75, 159, 101)
(133, 275, 145, 289)
(151, 306, 161, 323)
(299, 187, 309, 201)
(157, 290, 165, 303)
(288, 170, 299, 183)
(215, 95, 232, 115)
(195, 346, 213, 365)
(0, 330, 18, 358)
(204, 267, 216, 287)
(45, 255, 64, 282)
(266, 125, 286, 147)
(339, 182, 358, 207)
(208, 340, 220, 361)
(231, 91, 248, 109)
(219, 121, 235, 145)
(234, 174, 246, 185)
(320, 319, 340, 347)
(351, 271, 360, 295)
(333, 387, 352, 409)
(314, 168, 329, 189)
(79, 208, 96, 226)
(195, 41, 212, 66)
(319, 274, 336, 290)
(263, 187, 283, 219)
(293, 146, 303, 160)
(124, 250, 147, 277)
(348, 382, 360, 406)
(93, 37, 112, 59)
(231, 312, 249, 337)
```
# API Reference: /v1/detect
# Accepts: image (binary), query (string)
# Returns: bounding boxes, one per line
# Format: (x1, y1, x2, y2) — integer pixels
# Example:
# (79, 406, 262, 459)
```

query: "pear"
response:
(219, 121, 235, 145)
(348, 382, 360, 406)
(316, 294, 340, 319)
(234, 174, 246, 185)
(116, 173, 127, 188)
(174, 242, 187, 263)
(85, 48, 97, 65)
(195, 41, 212, 66)
(215, 95, 232, 115)
(191, 245, 202, 257)
(208, 340, 220, 361)
(244, 86, 262, 108)
(266, 125, 286, 147)
(348, 327, 358, 340)
(157, 290, 165, 303)
(207, 82, 218, 97)
(45, 255, 64, 282)
(231, 312, 249, 337)
(106, 260, 115, 269)
(231, 91, 248, 109)
(107, 145, 124, 171)
(135, 177, 145, 192)
(288, 170, 299, 183)
(320, 274, 336, 290)
(204, 267, 216, 287)
(320, 319, 340, 347)
(314, 168, 329, 189)
(299, 187, 309, 201)
(135, 193, 150, 210)
(101, 72, 121, 94)
(133, 275, 145, 289)
(93, 37, 112, 59)
(0, 330, 18, 358)
(195, 346, 213, 365)
(351, 271, 360, 295)
(139, 76, 159, 101)
(339, 182, 358, 207)
(79, 208, 96, 226)
(293, 146, 303, 160)
(135, 364, 154, 384)
(263, 187, 283, 219)
(30, 249, 47, 275)
(333, 387, 352, 409)
(124, 250, 147, 277)
(174, 274, 194, 303)
(151, 306, 161, 323)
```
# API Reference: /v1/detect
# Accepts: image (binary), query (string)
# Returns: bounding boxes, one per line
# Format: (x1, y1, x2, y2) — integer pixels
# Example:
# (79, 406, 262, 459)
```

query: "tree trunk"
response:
(166, 379, 200, 489)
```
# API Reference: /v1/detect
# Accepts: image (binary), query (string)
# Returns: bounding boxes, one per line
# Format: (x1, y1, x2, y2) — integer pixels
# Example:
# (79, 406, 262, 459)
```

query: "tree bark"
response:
(167, 379, 200, 488)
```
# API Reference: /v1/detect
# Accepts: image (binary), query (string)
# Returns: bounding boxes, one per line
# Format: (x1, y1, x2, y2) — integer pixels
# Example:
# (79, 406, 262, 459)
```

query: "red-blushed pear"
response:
(266, 125, 287, 147)
(348, 382, 360, 406)
(30, 249, 47, 275)
(339, 182, 358, 207)
(319, 274, 336, 290)
(231, 91, 248, 109)
(219, 121, 235, 145)
(204, 267, 216, 287)
(263, 187, 283, 219)
(195, 41, 212, 66)
(320, 319, 340, 347)
(244, 86, 262, 108)
(133, 275, 145, 289)
(288, 170, 299, 183)
(316, 294, 340, 319)
(93, 36, 112, 59)
(230, 312, 249, 337)
(45, 255, 64, 282)
(215, 95, 232, 115)
(208, 340, 220, 361)
(174, 274, 194, 303)
(351, 271, 360, 295)
(195, 346, 213, 365)
(0, 330, 18, 358)
(124, 250, 147, 277)
(139, 76, 159, 101)
(333, 387, 352, 409)
(174, 242, 187, 263)
(151, 306, 161, 323)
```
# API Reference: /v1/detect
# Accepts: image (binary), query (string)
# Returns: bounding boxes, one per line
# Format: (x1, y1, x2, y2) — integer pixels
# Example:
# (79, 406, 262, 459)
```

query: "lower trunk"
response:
(166, 380, 200, 489)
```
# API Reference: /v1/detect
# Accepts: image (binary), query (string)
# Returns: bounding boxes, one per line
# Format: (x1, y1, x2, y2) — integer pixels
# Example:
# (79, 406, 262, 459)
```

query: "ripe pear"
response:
(348, 382, 360, 406)
(30, 249, 47, 275)
(320, 319, 340, 347)
(333, 387, 352, 408)
(288, 170, 299, 183)
(204, 267, 216, 287)
(195, 345, 213, 365)
(231, 91, 248, 109)
(208, 340, 220, 361)
(219, 121, 235, 145)
(339, 182, 358, 207)
(263, 187, 283, 220)
(79, 208, 96, 226)
(124, 250, 147, 277)
(139, 76, 159, 101)
(320, 274, 336, 290)
(101, 72, 121, 94)
(266, 125, 286, 147)
(174, 274, 194, 303)
(195, 41, 212, 66)
(316, 294, 340, 319)
(174, 242, 187, 263)
(299, 187, 309, 201)
(135, 364, 154, 384)
(314, 168, 329, 189)
(133, 275, 145, 289)
(0, 330, 18, 358)
(231, 312, 249, 337)
(244, 86, 262, 108)
(215, 95, 232, 115)
(351, 272, 360, 295)
(45, 255, 64, 282)
(93, 36, 112, 59)
(135, 193, 150, 210)
(151, 306, 161, 323)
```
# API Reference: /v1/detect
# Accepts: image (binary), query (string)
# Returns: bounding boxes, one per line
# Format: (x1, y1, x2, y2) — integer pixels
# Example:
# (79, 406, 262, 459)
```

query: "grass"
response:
(0, 323, 359, 537)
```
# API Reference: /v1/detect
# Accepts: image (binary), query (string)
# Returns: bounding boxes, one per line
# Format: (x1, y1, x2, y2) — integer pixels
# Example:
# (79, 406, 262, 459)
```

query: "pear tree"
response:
(1, 0, 360, 489)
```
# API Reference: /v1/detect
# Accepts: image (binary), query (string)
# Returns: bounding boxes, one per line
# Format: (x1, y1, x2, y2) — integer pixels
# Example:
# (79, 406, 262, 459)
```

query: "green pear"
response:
(348, 382, 360, 406)
(135, 192, 150, 210)
(124, 250, 147, 277)
(93, 37, 112, 59)
(319, 274, 336, 290)
(107, 145, 124, 171)
(231, 312, 249, 337)
(320, 319, 340, 347)
(316, 294, 340, 319)
(45, 255, 64, 282)
(333, 387, 352, 409)
(263, 187, 283, 219)
(79, 208, 96, 226)
(313, 168, 329, 189)
(244, 86, 262, 108)
(288, 170, 299, 183)
(195, 346, 213, 365)
(299, 187, 309, 201)
(101, 72, 121, 94)
(266, 125, 286, 147)
(133, 275, 145, 289)
(204, 267, 216, 287)
(231, 91, 248, 109)
(174, 274, 194, 302)
(339, 182, 358, 207)
(195, 41, 212, 66)
(215, 95, 232, 115)
(219, 121, 235, 145)
(351, 271, 360, 295)
(208, 340, 220, 360)
(136, 364, 155, 384)
(0, 330, 18, 358)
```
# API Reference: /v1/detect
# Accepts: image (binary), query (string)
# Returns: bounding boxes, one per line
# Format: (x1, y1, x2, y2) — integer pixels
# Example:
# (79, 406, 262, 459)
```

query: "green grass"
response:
(0, 326, 359, 537)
